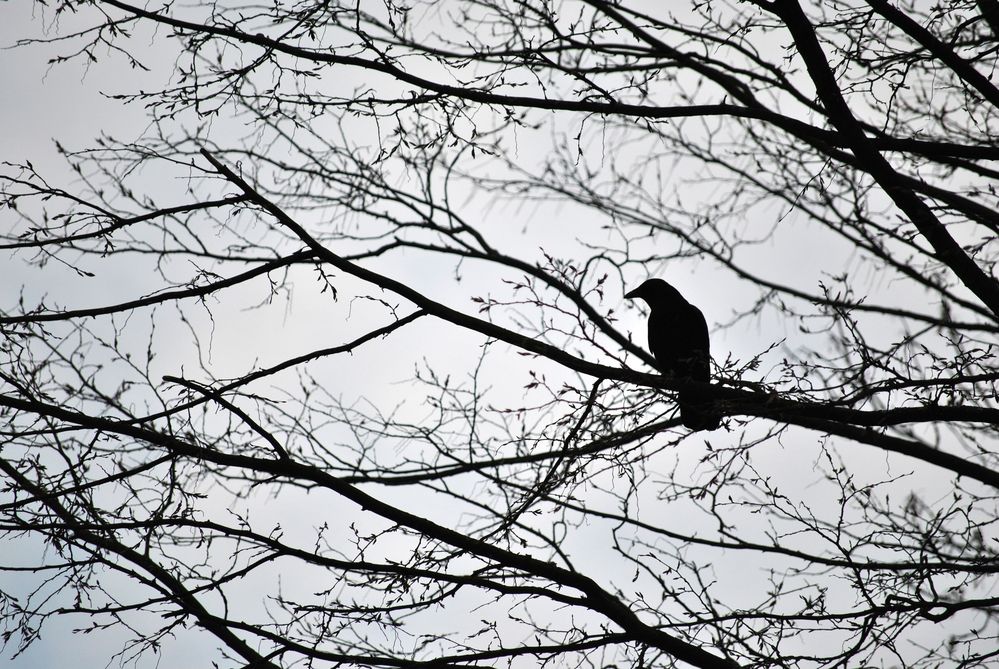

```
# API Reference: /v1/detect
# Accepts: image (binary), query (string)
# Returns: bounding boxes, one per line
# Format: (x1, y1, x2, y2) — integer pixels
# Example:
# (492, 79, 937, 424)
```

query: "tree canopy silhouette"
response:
(2, 1, 999, 668)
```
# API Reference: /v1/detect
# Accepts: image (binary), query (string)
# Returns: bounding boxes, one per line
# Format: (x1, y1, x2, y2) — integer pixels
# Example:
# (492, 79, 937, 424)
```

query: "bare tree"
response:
(2, 1, 998, 667)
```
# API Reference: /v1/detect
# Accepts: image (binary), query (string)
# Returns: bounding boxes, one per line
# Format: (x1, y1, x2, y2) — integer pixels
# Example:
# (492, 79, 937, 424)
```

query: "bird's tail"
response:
(678, 392, 721, 431)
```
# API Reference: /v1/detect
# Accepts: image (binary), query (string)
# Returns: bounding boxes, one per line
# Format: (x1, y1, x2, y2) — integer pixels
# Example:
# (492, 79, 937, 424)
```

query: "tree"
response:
(2, 0, 998, 666)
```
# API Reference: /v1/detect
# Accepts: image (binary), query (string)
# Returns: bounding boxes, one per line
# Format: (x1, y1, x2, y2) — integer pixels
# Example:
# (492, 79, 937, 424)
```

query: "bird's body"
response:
(625, 279, 720, 431)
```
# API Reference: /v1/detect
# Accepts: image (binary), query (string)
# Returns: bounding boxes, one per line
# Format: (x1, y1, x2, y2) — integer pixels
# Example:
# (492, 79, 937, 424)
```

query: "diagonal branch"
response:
(195, 148, 999, 489)
(771, 0, 999, 319)
(0, 391, 742, 669)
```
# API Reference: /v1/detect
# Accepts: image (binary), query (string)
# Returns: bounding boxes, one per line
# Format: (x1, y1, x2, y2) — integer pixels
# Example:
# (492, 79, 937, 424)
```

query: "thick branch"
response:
(0, 392, 741, 669)
(197, 148, 999, 488)
(773, 0, 999, 319)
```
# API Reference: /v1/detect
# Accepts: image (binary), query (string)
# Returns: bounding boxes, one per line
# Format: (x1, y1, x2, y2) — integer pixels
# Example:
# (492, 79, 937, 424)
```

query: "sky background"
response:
(1, 2, 972, 667)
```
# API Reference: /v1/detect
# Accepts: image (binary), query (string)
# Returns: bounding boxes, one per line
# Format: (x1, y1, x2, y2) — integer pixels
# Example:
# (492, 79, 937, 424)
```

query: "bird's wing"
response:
(676, 304, 711, 381)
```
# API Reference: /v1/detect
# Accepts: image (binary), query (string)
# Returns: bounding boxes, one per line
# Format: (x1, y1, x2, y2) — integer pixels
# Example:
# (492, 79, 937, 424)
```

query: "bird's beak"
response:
(624, 287, 640, 300)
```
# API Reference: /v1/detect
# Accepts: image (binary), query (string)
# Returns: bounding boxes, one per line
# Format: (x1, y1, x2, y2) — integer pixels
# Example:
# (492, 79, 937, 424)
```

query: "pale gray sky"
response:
(0, 3, 971, 667)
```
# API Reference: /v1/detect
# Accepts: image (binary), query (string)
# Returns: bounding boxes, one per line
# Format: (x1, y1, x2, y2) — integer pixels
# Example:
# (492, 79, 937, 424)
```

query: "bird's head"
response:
(624, 278, 686, 307)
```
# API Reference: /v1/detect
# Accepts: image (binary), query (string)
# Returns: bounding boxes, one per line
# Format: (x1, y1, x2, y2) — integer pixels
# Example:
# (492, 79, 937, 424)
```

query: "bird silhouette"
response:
(625, 278, 721, 431)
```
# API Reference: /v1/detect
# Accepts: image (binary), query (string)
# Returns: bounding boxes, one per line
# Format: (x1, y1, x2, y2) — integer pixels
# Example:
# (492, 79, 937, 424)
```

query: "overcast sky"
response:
(1, 3, 970, 667)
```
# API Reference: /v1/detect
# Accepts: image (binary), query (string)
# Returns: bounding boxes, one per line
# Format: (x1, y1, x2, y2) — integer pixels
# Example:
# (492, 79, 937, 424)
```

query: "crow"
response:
(625, 278, 721, 431)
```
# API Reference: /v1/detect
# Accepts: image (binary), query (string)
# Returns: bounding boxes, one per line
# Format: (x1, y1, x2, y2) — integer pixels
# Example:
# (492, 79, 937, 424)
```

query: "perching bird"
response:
(625, 278, 721, 431)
